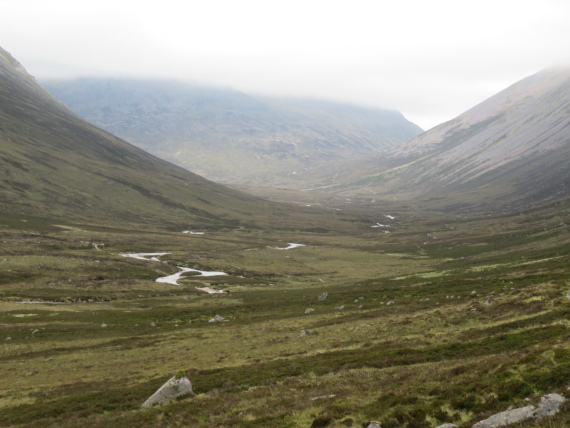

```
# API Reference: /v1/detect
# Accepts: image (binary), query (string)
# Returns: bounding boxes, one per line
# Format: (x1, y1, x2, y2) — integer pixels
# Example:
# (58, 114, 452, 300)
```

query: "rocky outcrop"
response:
(472, 405, 536, 428)
(536, 393, 567, 419)
(141, 375, 193, 408)
(472, 393, 567, 428)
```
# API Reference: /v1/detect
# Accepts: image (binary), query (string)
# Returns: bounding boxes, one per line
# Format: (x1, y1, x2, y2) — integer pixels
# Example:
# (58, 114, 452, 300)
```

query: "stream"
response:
(120, 253, 227, 294)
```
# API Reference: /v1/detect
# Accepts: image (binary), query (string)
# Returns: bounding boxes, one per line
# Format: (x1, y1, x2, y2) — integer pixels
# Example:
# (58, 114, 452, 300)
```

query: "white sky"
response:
(1, 0, 570, 130)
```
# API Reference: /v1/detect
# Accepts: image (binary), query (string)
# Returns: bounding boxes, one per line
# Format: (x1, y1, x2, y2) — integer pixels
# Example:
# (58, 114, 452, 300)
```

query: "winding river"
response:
(120, 253, 227, 293)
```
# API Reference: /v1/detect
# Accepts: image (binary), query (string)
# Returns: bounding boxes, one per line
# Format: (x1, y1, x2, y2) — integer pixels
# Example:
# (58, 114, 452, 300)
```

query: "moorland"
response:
(1, 46, 569, 427)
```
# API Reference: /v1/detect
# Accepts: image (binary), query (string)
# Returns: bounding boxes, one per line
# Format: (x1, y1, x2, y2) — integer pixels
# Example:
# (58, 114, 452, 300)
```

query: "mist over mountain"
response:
(0, 47, 308, 228)
(41, 78, 422, 187)
(327, 68, 570, 208)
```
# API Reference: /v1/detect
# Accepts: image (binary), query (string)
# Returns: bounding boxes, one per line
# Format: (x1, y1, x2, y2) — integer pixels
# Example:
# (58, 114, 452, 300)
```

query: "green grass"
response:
(1, 201, 570, 428)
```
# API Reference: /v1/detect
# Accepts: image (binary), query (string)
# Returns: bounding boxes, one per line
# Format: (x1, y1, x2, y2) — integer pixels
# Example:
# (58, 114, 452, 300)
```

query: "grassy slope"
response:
(0, 47, 336, 231)
(319, 69, 570, 211)
(1, 196, 569, 428)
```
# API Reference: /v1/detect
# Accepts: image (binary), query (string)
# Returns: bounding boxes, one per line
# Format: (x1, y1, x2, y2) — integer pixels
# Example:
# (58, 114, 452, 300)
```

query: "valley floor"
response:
(1, 201, 569, 427)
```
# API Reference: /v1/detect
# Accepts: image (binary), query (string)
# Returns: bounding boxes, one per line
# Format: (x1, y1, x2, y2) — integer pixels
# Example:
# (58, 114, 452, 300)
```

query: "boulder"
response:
(472, 393, 566, 427)
(536, 393, 567, 420)
(472, 405, 535, 428)
(141, 375, 193, 408)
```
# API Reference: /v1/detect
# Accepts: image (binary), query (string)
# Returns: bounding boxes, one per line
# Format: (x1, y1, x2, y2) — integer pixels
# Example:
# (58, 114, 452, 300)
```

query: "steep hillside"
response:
(327, 68, 570, 208)
(0, 47, 322, 229)
(41, 78, 422, 187)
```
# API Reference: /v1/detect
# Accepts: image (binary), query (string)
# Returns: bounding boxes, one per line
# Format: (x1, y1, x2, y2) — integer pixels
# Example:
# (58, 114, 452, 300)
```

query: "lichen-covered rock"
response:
(536, 393, 567, 420)
(472, 405, 535, 428)
(141, 376, 193, 408)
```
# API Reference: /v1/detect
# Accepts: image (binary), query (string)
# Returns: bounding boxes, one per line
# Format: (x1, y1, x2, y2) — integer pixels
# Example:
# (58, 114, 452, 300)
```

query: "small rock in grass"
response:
(435, 424, 457, 428)
(150, 322, 156, 327)
(101, 323, 107, 328)
(141, 375, 193, 408)
(318, 292, 328, 301)
(336, 305, 344, 310)
(305, 308, 315, 314)
(208, 315, 225, 322)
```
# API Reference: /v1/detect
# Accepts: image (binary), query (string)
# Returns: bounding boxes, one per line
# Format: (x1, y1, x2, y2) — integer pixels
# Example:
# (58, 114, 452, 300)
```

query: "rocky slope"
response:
(41, 78, 422, 187)
(328, 67, 570, 207)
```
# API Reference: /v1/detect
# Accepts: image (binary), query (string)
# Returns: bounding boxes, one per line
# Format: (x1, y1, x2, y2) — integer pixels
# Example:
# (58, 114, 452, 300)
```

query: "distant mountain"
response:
(327, 68, 570, 208)
(41, 78, 422, 187)
(0, 46, 310, 228)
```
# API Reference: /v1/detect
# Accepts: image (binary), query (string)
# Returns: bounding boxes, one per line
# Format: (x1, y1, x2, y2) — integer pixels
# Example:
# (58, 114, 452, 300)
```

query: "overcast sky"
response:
(2, 0, 570, 130)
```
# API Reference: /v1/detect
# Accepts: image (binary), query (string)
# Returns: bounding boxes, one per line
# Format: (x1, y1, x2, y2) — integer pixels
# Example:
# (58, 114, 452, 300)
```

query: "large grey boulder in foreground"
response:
(141, 376, 193, 408)
(472, 393, 567, 427)
(472, 406, 536, 428)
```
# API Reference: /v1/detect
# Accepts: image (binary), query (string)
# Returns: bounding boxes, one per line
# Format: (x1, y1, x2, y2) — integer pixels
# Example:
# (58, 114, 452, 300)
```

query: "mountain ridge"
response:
(323, 67, 570, 208)
(0, 46, 320, 229)
(40, 78, 422, 187)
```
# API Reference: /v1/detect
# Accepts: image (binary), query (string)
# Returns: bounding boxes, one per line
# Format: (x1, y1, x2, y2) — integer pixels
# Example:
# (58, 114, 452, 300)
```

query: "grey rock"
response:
(208, 315, 225, 322)
(150, 322, 156, 327)
(141, 376, 193, 408)
(366, 422, 381, 428)
(336, 305, 345, 310)
(318, 292, 328, 301)
(536, 393, 567, 420)
(472, 405, 535, 428)
(435, 424, 457, 428)
(305, 308, 314, 314)
(298, 330, 309, 337)
(101, 323, 107, 328)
